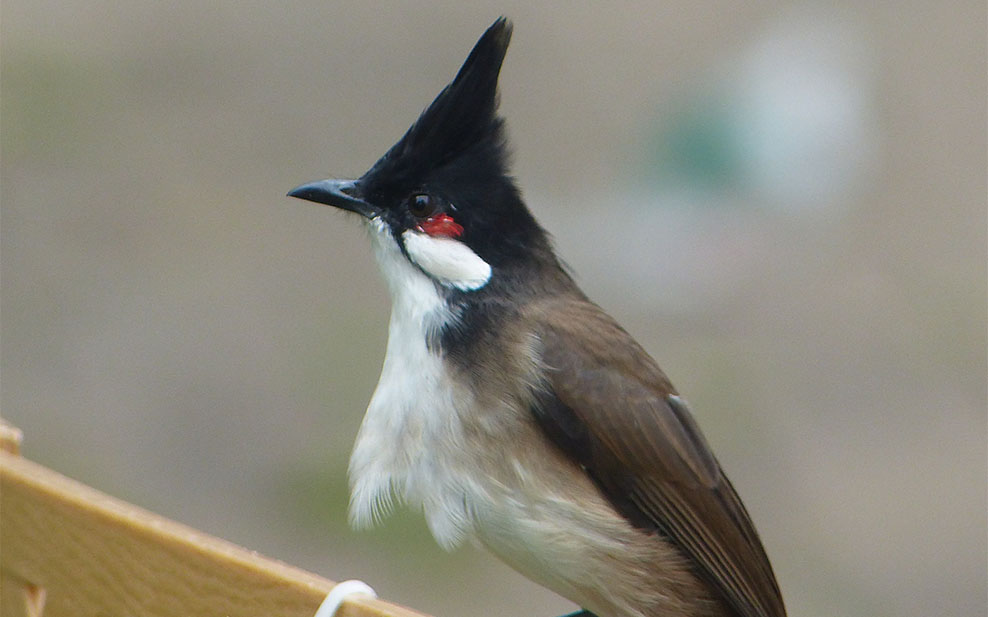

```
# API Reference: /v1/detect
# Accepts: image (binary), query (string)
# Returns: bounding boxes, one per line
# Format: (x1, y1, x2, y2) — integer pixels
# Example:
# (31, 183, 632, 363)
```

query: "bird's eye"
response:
(408, 193, 437, 218)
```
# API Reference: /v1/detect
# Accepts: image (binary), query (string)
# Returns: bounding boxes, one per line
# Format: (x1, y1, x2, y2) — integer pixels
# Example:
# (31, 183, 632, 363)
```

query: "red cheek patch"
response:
(417, 213, 464, 238)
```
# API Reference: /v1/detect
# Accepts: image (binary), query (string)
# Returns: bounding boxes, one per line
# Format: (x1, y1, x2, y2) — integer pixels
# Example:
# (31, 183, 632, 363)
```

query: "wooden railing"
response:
(0, 420, 430, 617)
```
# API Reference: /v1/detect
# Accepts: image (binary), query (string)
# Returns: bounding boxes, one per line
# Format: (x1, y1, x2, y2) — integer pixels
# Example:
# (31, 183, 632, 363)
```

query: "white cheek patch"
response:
(402, 230, 492, 291)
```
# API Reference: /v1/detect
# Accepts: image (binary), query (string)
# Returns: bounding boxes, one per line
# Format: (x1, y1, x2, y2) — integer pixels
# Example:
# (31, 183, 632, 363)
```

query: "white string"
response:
(313, 579, 377, 617)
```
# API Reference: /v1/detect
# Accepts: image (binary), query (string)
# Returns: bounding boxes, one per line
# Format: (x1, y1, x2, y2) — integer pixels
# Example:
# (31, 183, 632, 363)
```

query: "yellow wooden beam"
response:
(0, 426, 428, 617)
(0, 421, 22, 455)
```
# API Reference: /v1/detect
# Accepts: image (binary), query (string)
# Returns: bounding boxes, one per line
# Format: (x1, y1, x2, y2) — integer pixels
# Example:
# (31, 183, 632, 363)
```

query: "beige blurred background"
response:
(2, 2, 985, 616)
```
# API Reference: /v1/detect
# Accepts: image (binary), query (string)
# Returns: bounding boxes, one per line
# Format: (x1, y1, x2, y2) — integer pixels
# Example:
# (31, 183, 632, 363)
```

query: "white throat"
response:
(346, 218, 479, 547)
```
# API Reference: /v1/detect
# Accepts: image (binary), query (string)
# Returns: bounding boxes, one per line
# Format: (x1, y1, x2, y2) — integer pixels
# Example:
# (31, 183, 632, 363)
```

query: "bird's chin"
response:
(361, 215, 390, 238)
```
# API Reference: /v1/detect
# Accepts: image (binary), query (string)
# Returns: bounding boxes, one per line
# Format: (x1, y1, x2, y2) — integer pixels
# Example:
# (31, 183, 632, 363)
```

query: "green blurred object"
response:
(647, 96, 742, 192)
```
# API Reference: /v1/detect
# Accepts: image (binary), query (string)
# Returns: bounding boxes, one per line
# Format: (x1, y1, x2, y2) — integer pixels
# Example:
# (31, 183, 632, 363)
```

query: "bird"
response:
(288, 18, 786, 617)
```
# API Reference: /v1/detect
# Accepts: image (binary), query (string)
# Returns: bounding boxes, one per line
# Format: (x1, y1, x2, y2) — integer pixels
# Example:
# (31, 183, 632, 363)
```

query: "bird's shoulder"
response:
(524, 294, 721, 489)
(522, 294, 787, 617)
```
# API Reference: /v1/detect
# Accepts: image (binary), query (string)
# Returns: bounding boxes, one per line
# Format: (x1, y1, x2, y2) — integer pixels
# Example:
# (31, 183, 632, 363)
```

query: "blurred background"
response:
(2, 2, 985, 616)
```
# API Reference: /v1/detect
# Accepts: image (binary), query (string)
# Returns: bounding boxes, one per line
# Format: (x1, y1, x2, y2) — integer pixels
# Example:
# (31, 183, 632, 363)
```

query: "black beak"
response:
(287, 179, 377, 219)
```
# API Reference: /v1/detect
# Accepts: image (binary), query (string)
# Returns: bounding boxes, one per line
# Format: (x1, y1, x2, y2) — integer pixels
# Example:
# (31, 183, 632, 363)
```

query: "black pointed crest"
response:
(363, 18, 512, 185)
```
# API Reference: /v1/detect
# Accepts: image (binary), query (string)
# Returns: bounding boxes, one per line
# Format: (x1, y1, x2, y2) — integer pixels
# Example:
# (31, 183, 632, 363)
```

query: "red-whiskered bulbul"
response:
(288, 18, 786, 617)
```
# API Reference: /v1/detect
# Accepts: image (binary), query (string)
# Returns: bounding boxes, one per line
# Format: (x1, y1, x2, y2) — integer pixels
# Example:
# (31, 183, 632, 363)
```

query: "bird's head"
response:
(289, 18, 555, 296)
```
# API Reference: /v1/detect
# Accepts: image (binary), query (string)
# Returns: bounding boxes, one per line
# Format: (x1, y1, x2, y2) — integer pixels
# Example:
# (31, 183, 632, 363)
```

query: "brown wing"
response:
(531, 299, 786, 617)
